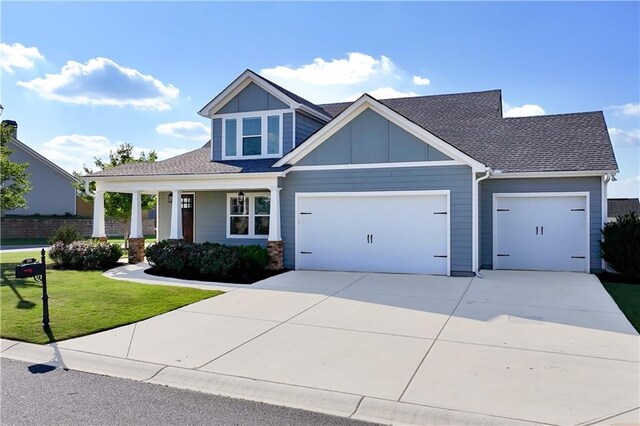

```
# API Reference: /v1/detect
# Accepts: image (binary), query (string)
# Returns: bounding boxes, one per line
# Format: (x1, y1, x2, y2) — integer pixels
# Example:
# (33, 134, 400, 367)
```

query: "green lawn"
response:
(1, 250, 220, 344)
(603, 281, 640, 333)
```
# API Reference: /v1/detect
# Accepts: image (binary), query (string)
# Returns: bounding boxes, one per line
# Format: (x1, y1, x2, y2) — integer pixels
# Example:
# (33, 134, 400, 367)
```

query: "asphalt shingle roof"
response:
(88, 141, 289, 177)
(608, 198, 640, 218)
(88, 88, 618, 178)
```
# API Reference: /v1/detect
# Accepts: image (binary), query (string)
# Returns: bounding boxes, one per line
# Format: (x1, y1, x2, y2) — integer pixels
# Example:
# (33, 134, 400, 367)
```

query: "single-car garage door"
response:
(296, 191, 449, 275)
(493, 193, 589, 273)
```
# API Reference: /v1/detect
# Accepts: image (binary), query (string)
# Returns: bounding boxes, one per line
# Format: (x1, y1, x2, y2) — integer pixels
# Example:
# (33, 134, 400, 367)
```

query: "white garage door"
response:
(494, 193, 589, 272)
(296, 191, 449, 275)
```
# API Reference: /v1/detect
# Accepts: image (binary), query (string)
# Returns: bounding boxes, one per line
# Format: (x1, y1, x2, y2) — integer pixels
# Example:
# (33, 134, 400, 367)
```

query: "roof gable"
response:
(217, 82, 289, 114)
(296, 107, 452, 166)
(198, 70, 332, 121)
(9, 137, 78, 183)
(275, 94, 486, 171)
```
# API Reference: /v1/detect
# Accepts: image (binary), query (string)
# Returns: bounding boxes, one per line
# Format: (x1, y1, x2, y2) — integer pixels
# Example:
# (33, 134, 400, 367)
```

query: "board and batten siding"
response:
(217, 82, 289, 114)
(479, 177, 603, 272)
(296, 108, 451, 166)
(295, 111, 325, 146)
(212, 118, 222, 161)
(280, 165, 474, 275)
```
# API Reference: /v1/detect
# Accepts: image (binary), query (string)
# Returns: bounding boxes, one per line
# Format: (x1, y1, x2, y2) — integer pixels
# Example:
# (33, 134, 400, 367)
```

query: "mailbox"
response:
(15, 262, 45, 278)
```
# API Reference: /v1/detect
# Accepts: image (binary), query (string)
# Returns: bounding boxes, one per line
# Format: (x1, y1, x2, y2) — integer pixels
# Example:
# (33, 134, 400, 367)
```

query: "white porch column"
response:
(92, 190, 106, 238)
(268, 187, 282, 241)
(169, 189, 183, 240)
(130, 191, 143, 238)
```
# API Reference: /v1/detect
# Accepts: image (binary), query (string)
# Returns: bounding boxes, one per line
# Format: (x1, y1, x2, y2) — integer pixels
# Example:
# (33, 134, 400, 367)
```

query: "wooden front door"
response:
(181, 194, 194, 243)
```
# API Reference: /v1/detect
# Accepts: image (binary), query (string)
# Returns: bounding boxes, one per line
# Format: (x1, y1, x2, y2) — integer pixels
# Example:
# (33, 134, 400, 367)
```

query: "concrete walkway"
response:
(2, 269, 639, 425)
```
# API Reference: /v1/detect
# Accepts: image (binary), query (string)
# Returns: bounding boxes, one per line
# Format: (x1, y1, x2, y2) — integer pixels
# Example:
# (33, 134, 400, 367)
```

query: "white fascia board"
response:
(488, 170, 618, 179)
(94, 173, 282, 193)
(199, 70, 297, 118)
(274, 94, 486, 172)
(10, 137, 79, 183)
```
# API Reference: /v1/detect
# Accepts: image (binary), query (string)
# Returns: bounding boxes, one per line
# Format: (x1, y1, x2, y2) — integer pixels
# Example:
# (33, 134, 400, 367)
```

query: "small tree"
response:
(601, 213, 640, 278)
(0, 123, 32, 211)
(75, 143, 157, 244)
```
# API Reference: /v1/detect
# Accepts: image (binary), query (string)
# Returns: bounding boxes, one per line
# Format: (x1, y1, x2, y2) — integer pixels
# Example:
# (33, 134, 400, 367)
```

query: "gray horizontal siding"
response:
(212, 118, 222, 161)
(295, 111, 325, 146)
(283, 112, 293, 155)
(195, 191, 267, 246)
(479, 177, 603, 273)
(280, 165, 473, 274)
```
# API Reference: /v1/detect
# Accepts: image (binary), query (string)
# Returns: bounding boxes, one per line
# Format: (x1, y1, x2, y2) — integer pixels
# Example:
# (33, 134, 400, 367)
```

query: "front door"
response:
(181, 194, 194, 243)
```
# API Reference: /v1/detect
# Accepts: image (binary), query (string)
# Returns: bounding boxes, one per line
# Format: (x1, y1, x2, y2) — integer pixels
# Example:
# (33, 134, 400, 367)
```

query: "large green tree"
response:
(0, 123, 32, 211)
(76, 143, 157, 243)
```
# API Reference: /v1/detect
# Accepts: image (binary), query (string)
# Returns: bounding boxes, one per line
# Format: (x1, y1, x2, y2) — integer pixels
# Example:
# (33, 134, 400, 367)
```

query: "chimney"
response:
(1, 120, 17, 139)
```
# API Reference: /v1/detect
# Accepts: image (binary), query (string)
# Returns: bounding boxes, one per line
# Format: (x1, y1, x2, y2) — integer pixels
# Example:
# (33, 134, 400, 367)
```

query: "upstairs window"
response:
(222, 113, 282, 159)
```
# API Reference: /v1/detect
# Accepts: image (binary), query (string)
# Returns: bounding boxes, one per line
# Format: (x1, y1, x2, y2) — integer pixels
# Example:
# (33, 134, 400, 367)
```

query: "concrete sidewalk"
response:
(2, 269, 639, 425)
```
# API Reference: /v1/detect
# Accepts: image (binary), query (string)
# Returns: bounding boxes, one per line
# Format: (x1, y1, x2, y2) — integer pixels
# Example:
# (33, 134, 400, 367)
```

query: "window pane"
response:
(254, 196, 270, 215)
(229, 197, 247, 215)
(267, 116, 279, 154)
(243, 117, 261, 136)
(230, 216, 249, 235)
(225, 119, 237, 156)
(242, 136, 261, 155)
(255, 216, 270, 235)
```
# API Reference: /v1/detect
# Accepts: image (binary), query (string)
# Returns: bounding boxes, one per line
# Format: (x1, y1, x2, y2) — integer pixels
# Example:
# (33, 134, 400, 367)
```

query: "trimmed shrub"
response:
(144, 240, 269, 282)
(48, 224, 83, 245)
(49, 240, 123, 270)
(601, 213, 640, 278)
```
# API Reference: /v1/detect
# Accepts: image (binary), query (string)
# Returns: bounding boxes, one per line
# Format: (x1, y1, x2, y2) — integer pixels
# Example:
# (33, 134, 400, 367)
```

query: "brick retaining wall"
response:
(1, 217, 156, 239)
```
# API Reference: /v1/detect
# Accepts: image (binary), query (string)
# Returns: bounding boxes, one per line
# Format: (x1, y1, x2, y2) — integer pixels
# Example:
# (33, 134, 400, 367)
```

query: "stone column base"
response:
(266, 240, 284, 270)
(128, 238, 145, 264)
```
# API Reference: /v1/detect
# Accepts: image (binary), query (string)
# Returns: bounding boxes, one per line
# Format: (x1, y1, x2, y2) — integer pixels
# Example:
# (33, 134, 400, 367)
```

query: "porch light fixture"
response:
(168, 193, 173, 203)
(237, 190, 245, 203)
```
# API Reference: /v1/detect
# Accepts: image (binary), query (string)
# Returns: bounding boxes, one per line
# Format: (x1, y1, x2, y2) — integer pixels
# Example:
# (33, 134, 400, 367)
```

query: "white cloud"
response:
(607, 103, 640, 117)
(18, 57, 179, 111)
(0, 42, 44, 73)
(262, 52, 396, 86)
(608, 128, 640, 147)
(346, 87, 419, 102)
(156, 121, 209, 141)
(259, 52, 420, 104)
(609, 174, 640, 198)
(503, 103, 546, 117)
(412, 75, 431, 86)
(40, 134, 188, 173)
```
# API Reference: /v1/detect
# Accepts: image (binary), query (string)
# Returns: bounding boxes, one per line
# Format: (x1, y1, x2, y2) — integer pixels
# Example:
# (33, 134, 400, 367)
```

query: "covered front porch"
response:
(89, 174, 284, 269)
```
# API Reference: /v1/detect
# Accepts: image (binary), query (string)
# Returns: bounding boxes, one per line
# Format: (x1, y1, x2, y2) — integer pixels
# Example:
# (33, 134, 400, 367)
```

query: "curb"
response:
(1, 338, 545, 425)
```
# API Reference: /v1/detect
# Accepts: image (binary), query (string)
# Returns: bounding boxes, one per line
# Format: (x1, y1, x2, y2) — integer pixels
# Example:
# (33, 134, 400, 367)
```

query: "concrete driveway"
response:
(27, 270, 640, 424)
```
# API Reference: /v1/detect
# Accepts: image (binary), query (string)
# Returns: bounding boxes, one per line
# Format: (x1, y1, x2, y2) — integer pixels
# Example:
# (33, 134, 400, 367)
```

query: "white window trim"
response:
(226, 192, 271, 239)
(221, 111, 286, 160)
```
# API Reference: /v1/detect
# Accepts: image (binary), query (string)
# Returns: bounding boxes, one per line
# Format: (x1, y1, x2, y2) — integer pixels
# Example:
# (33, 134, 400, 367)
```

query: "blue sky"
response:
(1, 1, 638, 197)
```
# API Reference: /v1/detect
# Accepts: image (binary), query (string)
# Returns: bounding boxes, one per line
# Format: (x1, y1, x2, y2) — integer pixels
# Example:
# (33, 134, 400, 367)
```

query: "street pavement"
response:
(0, 358, 376, 426)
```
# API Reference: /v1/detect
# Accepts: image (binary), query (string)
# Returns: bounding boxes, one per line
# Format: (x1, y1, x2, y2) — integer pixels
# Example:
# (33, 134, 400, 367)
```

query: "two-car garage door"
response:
(296, 191, 449, 275)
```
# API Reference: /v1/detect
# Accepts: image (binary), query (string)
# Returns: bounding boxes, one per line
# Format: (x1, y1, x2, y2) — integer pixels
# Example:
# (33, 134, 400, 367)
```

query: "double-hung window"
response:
(227, 193, 270, 238)
(222, 113, 282, 159)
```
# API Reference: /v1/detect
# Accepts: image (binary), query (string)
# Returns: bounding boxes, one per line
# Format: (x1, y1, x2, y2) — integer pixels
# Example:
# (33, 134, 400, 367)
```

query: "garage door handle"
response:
(367, 234, 370, 243)
(536, 226, 538, 235)
(371, 234, 373, 243)
(541, 226, 544, 235)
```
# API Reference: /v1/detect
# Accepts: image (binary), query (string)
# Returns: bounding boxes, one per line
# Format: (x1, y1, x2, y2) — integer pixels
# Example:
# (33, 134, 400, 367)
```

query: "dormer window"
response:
(222, 112, 282, 159)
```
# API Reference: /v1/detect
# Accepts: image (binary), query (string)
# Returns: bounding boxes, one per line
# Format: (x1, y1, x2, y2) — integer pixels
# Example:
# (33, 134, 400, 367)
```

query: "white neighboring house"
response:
(2, 120, 79, 216)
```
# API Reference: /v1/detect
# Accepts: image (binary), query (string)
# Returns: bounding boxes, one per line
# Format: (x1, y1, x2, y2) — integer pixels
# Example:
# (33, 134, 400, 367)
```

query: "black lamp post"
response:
(40, 248, 50, 329)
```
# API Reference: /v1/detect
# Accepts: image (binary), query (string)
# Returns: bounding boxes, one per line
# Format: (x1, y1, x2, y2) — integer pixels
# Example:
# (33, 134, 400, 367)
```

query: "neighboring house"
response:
(607, 198, 640, 222)
(2, 120, 81, 216)
(86, 70, 618, 275)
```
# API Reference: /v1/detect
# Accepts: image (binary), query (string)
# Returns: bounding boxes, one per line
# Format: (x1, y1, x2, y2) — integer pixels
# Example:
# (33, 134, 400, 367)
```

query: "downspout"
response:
(601, 173, 613, 270)
(473, 168, 492, 278)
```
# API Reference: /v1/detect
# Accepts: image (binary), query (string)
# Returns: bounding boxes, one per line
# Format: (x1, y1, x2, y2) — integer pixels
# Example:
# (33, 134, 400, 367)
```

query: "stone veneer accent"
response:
(266, 240, 284, 270)
(128, 238, 145, 264)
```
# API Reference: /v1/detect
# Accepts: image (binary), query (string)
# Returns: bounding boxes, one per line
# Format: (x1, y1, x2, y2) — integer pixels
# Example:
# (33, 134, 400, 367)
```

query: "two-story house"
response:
(86, 69, 618, 276)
